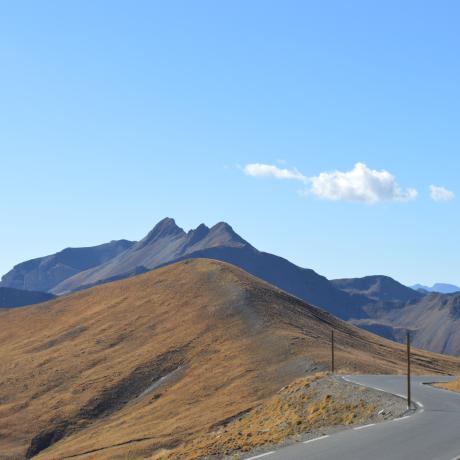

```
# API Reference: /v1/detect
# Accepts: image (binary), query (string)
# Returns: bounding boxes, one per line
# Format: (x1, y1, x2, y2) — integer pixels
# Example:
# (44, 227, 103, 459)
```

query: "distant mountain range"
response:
(0, 287, 55, 308)
(1, 217, 459, 356)
(1, 218, 370, 319)
(411, 283, 460, 294)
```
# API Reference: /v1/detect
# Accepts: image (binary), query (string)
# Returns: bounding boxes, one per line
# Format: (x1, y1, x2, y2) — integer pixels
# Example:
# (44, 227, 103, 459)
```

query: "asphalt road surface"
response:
(245, 375, 460, 460)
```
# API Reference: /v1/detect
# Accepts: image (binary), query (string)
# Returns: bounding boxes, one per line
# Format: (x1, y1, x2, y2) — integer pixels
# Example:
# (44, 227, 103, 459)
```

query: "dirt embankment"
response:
(154, 373, 407, 460)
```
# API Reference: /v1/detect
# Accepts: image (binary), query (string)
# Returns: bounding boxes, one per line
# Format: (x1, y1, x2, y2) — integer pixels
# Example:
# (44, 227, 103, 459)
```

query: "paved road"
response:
(245, 375, 460, 460)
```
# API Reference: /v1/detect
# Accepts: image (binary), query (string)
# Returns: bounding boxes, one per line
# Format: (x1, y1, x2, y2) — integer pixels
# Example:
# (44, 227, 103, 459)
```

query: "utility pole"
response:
(331, 329, 335, 374)
(407, 330, 411, 409)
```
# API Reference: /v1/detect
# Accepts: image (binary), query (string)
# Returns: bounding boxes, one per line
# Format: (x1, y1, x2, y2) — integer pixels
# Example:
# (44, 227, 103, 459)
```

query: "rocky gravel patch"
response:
(155, 373, 408, 460)
(231, 375, 408, 460)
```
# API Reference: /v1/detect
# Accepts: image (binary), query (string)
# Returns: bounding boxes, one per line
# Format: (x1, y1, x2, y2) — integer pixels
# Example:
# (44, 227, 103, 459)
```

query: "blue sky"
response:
(1, 1, 459, 286)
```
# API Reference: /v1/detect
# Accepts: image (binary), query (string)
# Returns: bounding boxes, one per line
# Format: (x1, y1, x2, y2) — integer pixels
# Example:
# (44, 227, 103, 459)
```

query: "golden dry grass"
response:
(154, 373, 379, 459)
(0, 259, 458, 459)
(435, 377, 460, 392)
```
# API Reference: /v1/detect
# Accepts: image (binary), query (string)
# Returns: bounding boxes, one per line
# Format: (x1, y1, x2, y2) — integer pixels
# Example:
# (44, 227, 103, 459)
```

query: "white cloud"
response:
(243, 163, 307, 182)
(309, 163, 418, 203)
(430, 185, 455, 202)
(243, 162, 418, 204)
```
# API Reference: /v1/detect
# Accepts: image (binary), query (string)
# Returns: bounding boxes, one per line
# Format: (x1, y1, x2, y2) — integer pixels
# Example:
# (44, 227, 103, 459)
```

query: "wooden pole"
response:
(407, 330, 411, 409)
(331, 329, 335, 374)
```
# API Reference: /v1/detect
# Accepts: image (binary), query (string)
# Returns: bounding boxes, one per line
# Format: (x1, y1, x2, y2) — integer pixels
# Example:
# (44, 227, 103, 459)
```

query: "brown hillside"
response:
(0, 259, 458, 460)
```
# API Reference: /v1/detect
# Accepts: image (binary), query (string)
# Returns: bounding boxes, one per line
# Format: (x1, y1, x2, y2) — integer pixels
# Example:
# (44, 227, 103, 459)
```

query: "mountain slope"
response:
(166, 246, 370, 320)
(352, 292, 460, 356)
(384, 293, 460, 355)
(0, 239, 135, 292)
(0, 287, 55, 308)
(332, 276, 423, 303)
(1, 259, 458, 460)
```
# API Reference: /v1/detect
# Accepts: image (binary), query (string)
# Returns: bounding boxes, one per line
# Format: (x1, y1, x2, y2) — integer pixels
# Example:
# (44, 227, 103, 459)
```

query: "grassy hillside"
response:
(0, 259, 458, 459)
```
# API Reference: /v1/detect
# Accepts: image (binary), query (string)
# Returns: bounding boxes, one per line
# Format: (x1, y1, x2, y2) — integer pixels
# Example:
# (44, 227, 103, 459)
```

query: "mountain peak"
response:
(192, 223, 210, 234)
(185, 224, 210, 246)
(205, 222, 249, 247)
(138, 218, 185, 247)
(210, 221, 237, 236)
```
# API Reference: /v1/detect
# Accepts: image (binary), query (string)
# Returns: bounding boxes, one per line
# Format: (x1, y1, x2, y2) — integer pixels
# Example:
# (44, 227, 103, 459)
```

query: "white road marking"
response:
(303, 435, 330, 444)
(417, 402, 424, 408)
(448, 456, 460, 460)
(246, 452, 276, 460)
(394, 415, 411, 421)
(354, 423, 376, 430)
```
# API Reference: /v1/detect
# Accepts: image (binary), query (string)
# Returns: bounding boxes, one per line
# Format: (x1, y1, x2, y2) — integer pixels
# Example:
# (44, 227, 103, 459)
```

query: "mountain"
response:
(411, 283, 460, 294)
(50, 219, 248, 294)
(48, 218, 249, 294)
(1, 259, 458, 459)
(332, 276, 423, 303)
(0, 287, 55, 308)
(0, 239, 135, 293)
(48, 219, 369, 319)
(3, 217, 460, 356)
